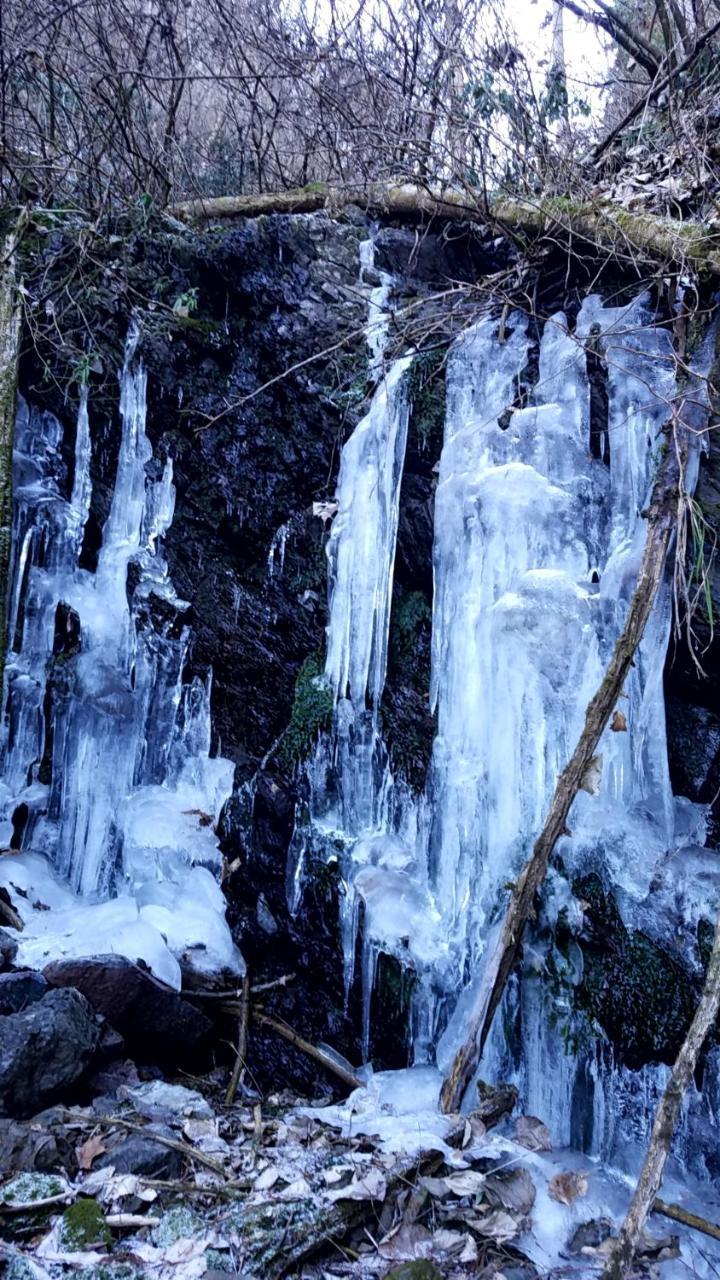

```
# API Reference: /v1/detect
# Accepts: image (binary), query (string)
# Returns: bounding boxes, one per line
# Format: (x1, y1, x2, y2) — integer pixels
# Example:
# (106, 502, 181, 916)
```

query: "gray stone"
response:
(0, 928, 18, 970)
(0, 987, 104, 1118)
(96, 1127, 183, 1179)
(0, 971, 49, 1015)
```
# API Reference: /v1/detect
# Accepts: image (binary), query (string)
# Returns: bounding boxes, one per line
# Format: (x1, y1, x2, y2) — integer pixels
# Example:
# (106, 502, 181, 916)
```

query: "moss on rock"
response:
(277, 652, 333, 768)
(574, 873, 696, 1069)
(59, 1198, 111, 1250)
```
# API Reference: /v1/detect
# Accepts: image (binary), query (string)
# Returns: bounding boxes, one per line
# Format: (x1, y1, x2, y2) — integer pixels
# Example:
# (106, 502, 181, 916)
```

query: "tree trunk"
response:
(0, 217, 23, 692)
(601, 912, 720, 1279)
(439, 413, 691, 1114)
(168, 183, 720, 277)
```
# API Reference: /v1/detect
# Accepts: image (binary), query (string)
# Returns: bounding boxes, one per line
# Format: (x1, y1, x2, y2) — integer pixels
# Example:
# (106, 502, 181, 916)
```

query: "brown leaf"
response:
(610, 710, 627, 732)
(76, 1134, 107, 1171)
(548, 1170, 589, 1205)
(515, 1115, 552, 1152)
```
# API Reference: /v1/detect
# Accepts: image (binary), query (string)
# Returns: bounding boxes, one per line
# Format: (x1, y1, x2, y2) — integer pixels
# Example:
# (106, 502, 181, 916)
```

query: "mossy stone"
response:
(574, 873, 695, 1068)
(277, 652, 333, 767)
(60, 1197, 111, 1250)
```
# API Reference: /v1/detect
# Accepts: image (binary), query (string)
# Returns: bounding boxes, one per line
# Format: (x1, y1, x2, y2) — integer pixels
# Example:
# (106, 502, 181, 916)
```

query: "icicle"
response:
(325, 354, 413, 709)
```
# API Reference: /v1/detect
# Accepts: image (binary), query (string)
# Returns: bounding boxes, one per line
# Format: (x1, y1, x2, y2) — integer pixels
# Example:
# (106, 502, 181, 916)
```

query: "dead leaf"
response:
(548, 1170, 589, 1205)
(472, 1208, 520, 1242)
(485, 1167, 536, 1215)
(326, 1166, 386, 1201)
(610, 710, 627, 732)
(580, 753, 603, 796)
(515, 1115, 552, 1152)
(420, 1169, 485, 1198)
(378, 1223, 432, 1261)
(431, 1228, 478, 1262)
(76, 1134, 107, 1171)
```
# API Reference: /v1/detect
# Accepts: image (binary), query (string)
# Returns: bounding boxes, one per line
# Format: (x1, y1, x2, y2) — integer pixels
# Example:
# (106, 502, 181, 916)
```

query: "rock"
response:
(0, 988, 104, 1118)
(43, 955, 213, 1062)
(96, 1127, 183, 1179)
(568, 1217, 613, 1253)
(119, 1080, 213, 1124)
(0, 970, 48, 1014)
(0, 927, 18, 970)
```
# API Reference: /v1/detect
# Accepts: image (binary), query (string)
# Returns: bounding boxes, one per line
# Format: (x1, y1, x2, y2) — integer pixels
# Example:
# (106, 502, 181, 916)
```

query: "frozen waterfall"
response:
(301, 280, 717, 1176)
(0, 329, 242, 988)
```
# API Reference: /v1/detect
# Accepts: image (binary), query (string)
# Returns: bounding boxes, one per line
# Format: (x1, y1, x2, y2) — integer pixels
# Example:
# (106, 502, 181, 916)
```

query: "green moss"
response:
(407, 348, 446, 453)
(389, 591, 431, 670)
(385, 1264, 444, 1280)
(276, 653, 333, 768)
(573, 873, 696, 1068)
(59, 1198, 111, 1250)
(1, 1173, 65, 1204)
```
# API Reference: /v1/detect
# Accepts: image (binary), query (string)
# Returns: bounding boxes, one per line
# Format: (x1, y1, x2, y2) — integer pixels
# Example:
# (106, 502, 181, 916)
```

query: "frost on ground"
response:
(1, 1067, 718, 1280)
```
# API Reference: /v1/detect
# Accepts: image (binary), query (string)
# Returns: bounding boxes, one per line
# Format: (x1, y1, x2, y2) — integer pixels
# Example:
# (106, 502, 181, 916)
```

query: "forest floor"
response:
(1, 1062, 711, 1280)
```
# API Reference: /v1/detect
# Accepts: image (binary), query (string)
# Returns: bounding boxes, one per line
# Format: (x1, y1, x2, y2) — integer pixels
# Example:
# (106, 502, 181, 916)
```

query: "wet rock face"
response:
(573, 873, 698, 1070)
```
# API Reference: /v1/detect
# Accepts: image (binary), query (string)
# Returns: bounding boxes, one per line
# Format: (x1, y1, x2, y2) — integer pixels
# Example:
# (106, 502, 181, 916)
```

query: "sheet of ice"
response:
(302, 1066, 457, 1156)
(0, 329, 242, 983)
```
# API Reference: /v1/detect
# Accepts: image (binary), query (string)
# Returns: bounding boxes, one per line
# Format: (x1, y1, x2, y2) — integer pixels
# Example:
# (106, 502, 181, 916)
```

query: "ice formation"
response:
(297, 272, 718, 1195)
(0, 329, 242, 988)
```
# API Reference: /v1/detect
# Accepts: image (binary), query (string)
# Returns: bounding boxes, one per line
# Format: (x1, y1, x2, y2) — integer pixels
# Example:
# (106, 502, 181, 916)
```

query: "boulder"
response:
(0, 927, 18, 970)
(0, 970, 48, 1015)
(43, 954, 213, 1062)
(0, 988, 104, 1117)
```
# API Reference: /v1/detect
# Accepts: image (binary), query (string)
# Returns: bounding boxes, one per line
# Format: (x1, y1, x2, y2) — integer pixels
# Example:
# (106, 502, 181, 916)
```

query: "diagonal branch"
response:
(601, 911, 720, 1278)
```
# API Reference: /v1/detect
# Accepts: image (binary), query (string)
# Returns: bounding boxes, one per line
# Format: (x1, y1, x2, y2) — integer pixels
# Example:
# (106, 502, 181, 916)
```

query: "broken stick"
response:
(253, 1011, 363, 1091)
(601, 913, 720, 1279)
(440, 408, 693, 1114)
(225, 972, 250, 1106)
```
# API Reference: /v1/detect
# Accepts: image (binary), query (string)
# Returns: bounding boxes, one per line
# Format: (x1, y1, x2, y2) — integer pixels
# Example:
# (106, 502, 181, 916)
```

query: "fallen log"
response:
(440, 407, 693, 1114)
(168, 182, 720, 277)
(602, 913, 720, 1278)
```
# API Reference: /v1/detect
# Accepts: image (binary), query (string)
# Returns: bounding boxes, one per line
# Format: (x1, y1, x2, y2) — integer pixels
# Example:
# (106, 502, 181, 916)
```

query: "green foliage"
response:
(277, 653, 334, 768)
(172, 286, 199, 317)
(389, 591, 431, 669)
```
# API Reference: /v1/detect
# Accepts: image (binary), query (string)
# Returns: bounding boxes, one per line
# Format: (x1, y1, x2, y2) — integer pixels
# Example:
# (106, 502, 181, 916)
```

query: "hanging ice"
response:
(325, 353, 413, 710)
(0, 330, 242, 988)
(427, 296, 684, 988)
